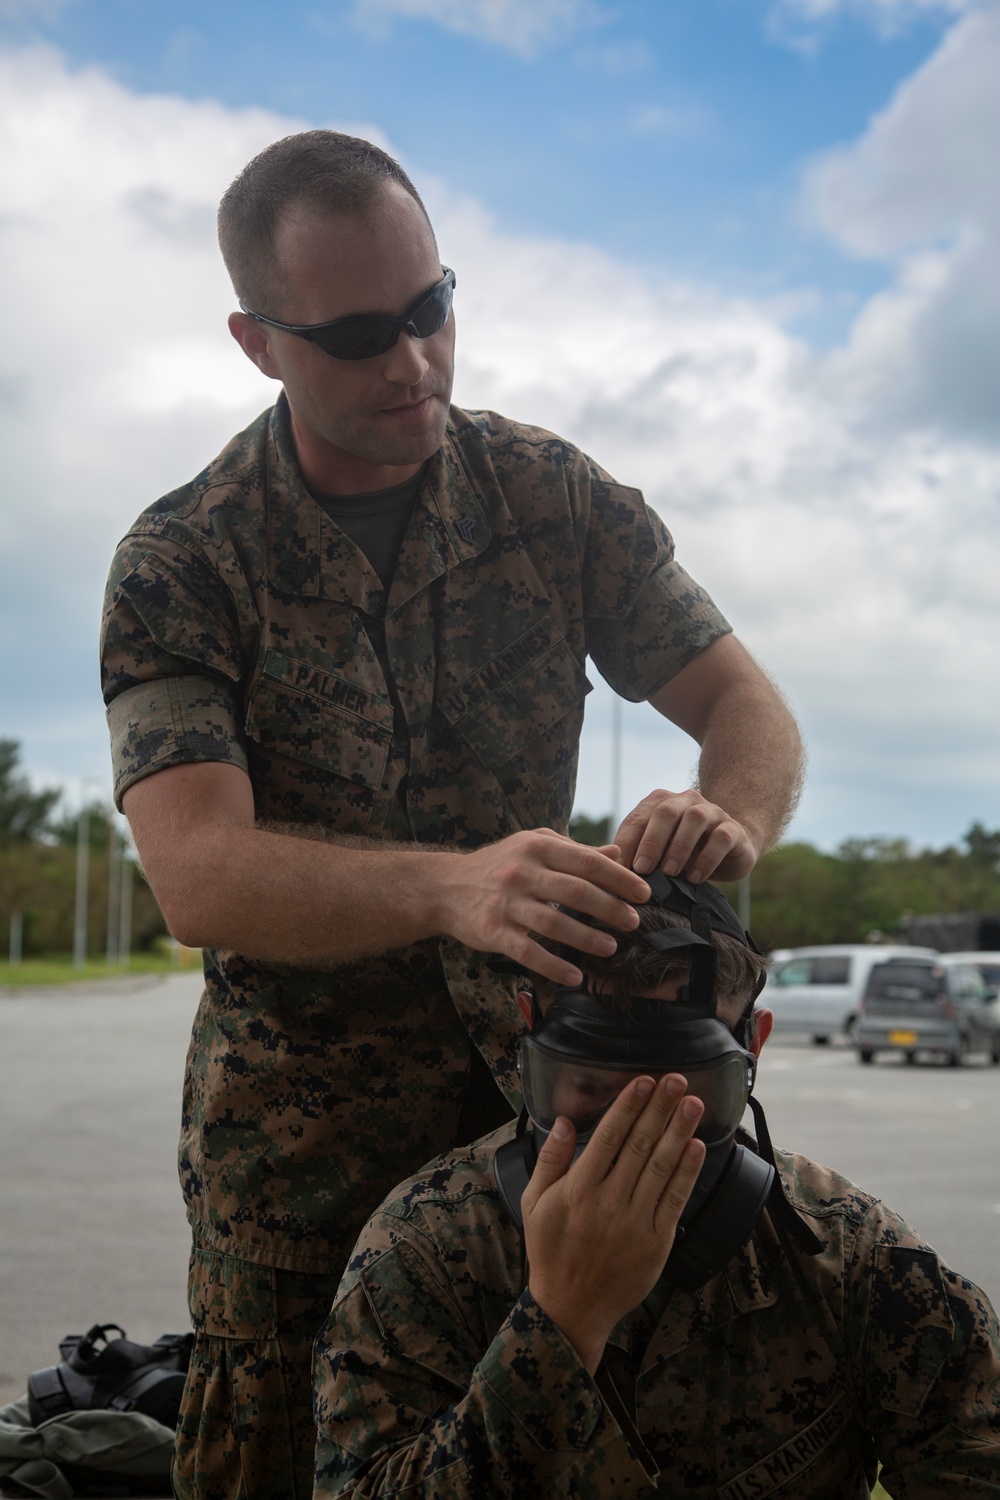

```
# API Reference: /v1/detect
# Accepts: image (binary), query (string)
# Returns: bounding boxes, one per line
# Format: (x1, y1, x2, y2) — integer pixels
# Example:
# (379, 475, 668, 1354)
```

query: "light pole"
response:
(9, 911, 23, 967)
(610, 694, 622, 841)
(72, 776, 104, 969)
(72, 802, 90, 968)
(118, 854, 133, 967)
(106, 815, 121, 964)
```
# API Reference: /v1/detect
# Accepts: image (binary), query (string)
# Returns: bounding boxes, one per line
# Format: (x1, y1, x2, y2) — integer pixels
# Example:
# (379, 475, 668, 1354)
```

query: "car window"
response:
(865, 963, 942, 1000)
(773, 956, 851, 986)
(975, 964, 1000, 987)
(773, 959, 813, 986)
(810, 957, 851, 984)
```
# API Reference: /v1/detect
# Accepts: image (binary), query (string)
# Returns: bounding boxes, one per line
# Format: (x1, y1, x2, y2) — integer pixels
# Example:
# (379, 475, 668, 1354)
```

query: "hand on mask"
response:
(521, 1074, 705, 1374)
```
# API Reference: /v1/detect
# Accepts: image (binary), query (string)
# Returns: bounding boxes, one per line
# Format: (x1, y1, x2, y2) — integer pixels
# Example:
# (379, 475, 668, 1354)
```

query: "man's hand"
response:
(522, 1075, 706, 1373)
(437, 829, 651, 987)
(613, 788, 757, 884)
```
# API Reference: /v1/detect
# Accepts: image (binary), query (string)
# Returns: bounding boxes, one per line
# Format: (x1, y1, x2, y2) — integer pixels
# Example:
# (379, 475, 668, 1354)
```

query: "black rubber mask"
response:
(493, 871, 820, 1291)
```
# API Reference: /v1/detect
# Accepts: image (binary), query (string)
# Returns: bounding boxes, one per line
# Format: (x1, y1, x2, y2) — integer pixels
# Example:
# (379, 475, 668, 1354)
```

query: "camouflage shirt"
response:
(313, 1123, 1000, 1498)
(100, 397, 729, 1274)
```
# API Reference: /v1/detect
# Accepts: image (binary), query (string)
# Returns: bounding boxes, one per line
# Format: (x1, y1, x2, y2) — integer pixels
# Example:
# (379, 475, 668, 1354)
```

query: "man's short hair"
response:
(218, 129, 429, 315)
(535, 904, 765, 1028)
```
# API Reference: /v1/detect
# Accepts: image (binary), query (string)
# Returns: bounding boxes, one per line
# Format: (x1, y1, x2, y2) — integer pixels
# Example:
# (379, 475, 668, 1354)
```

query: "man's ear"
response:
(228, 311, 282, 380)
(748, 1006, 772, 1058)
(516, 989, 534, 1027)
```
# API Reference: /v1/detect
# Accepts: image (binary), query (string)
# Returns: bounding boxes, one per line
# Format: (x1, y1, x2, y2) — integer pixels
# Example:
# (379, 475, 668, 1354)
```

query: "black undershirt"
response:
(310, 465, 427, 591)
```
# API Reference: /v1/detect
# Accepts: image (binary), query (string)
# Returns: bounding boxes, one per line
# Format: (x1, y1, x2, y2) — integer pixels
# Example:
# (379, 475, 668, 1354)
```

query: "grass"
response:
(0, 949, 200, 986)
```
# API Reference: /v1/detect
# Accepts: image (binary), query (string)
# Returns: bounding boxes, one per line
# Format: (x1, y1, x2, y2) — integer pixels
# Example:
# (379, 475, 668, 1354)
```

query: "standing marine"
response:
(100, 130, 804, 1497)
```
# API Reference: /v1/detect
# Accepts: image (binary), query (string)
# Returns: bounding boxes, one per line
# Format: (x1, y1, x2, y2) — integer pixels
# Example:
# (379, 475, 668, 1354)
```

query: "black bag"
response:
(27, 1325, 193, 1432)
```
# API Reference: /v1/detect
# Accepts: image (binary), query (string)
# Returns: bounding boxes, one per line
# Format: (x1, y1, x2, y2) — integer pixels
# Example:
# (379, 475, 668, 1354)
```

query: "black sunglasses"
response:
(240, 268, 456, 361)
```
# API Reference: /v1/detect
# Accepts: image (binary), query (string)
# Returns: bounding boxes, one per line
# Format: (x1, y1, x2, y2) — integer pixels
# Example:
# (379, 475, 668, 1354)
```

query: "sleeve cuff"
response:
(107, 675, 248, 809)
(588, 561, 732, 703)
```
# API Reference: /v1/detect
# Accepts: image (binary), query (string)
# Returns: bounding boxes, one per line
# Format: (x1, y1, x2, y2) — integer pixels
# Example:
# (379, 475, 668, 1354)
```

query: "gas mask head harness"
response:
(493, 869, 823, 1292)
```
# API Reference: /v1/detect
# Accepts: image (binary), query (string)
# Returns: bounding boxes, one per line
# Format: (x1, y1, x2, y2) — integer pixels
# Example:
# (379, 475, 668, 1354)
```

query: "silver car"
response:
(854, 956, 1000, 1066)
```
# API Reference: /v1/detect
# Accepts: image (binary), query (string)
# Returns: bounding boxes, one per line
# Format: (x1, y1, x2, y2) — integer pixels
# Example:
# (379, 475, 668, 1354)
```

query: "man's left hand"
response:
(613, 788, 757, 883)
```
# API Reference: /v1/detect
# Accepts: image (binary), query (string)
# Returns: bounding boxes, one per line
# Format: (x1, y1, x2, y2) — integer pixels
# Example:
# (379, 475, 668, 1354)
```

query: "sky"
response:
(0, 0, 997, 853)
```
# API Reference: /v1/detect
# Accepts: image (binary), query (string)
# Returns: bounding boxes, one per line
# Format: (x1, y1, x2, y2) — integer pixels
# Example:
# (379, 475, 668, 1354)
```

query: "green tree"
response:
(719, 831, 1000, 953)
(963, 822, 1000, 869)
(0, 740, 59, 845)
(49, 799, 116, 850)
(569, 812, 611, 847)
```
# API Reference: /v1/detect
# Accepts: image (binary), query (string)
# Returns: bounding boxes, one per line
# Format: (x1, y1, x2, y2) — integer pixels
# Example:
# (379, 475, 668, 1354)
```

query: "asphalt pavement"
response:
(755, 1031, 1000, 1301)
(0, 972, 198, 1408)
(2, 977, 998, 1417)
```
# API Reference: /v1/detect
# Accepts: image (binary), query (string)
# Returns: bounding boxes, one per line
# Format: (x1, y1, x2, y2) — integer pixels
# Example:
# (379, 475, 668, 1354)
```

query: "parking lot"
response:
(755, 1032, 1000, 1301)
(2, 975, 998, 1408)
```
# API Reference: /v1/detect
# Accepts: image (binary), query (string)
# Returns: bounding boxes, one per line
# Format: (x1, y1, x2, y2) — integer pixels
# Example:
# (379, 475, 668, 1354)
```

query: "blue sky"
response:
(4, 1, 947, 316)
(1, 0, 997, 851)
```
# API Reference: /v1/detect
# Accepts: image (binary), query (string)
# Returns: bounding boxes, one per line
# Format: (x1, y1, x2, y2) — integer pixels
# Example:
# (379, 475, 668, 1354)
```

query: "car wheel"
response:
(990, 1042, 1000, 1067)
(859, 1049, 874, 1065)
(904, 1051, 918, 1065)
(946, 1037, 968, 1068)
(812, 1035, 829, 1046)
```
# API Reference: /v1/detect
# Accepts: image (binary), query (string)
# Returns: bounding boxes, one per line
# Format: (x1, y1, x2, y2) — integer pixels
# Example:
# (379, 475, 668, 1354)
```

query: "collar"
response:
(263, 397, 493, 613)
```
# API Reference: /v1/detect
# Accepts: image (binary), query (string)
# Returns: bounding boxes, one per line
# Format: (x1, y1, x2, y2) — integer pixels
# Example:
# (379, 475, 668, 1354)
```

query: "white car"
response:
(759, 944, 937, 1044)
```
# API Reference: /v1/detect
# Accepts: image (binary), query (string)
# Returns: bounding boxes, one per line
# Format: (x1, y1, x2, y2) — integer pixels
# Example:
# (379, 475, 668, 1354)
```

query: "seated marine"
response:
(312, 874, 1000, 1497)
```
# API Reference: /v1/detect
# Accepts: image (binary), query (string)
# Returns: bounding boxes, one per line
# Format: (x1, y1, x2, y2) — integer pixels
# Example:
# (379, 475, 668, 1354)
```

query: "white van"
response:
(759, 944, 937, 1044)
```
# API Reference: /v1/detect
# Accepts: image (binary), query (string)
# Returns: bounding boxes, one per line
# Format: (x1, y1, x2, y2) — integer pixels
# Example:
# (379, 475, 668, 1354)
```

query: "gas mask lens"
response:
(520, 1039, 753, 1147)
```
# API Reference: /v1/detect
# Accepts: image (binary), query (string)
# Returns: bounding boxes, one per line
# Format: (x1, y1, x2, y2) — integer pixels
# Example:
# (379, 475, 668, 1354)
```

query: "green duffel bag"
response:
(0, 1397, 174, 1497)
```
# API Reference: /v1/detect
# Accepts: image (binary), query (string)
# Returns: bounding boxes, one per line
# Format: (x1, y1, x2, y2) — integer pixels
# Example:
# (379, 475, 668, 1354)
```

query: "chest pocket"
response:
(437, 622, 592, 832)
(438, 621, 591, 772)
(244, 648, 394, 790)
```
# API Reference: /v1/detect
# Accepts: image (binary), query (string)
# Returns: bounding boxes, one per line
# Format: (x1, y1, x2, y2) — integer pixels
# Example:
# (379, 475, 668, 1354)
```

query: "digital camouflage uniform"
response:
(313, 1122, 1000, 1499)
(100, 396, 729, 1497)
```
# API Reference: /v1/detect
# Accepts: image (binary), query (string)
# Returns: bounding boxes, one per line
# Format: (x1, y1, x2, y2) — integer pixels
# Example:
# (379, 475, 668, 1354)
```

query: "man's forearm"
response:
(314, 1285, 654, 1498)
(123, 762, 650, 979)
(151, 819, 463, 965)
(694, 670, 803, 859)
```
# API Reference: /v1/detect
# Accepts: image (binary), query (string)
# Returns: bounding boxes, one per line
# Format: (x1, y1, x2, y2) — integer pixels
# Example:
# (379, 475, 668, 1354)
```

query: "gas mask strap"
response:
(748, 1097, 825, 1256)
(686, 903, 718, 1014)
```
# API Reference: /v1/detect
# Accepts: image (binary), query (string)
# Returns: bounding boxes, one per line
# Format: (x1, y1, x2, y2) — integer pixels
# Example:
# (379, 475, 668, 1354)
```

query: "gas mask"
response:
(493, 870, 823, 1292)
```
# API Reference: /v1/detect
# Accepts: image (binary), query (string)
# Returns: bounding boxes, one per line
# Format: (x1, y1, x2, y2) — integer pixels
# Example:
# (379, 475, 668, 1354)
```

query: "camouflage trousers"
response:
(173, 1238, 342, 1500)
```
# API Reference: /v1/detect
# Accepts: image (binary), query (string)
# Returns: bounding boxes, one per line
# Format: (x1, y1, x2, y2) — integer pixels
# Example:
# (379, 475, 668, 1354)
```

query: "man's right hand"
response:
(434, 829, 651, 986)
(521, 1075, 706, 1373)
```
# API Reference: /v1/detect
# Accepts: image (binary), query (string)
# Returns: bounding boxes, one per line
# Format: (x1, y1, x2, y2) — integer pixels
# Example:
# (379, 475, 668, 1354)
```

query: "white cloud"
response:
(801, 4, 1000, 441)
(0, 37, 996, 848)
(353, 0, 602, 55)
(801, 5, 1000, 255)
